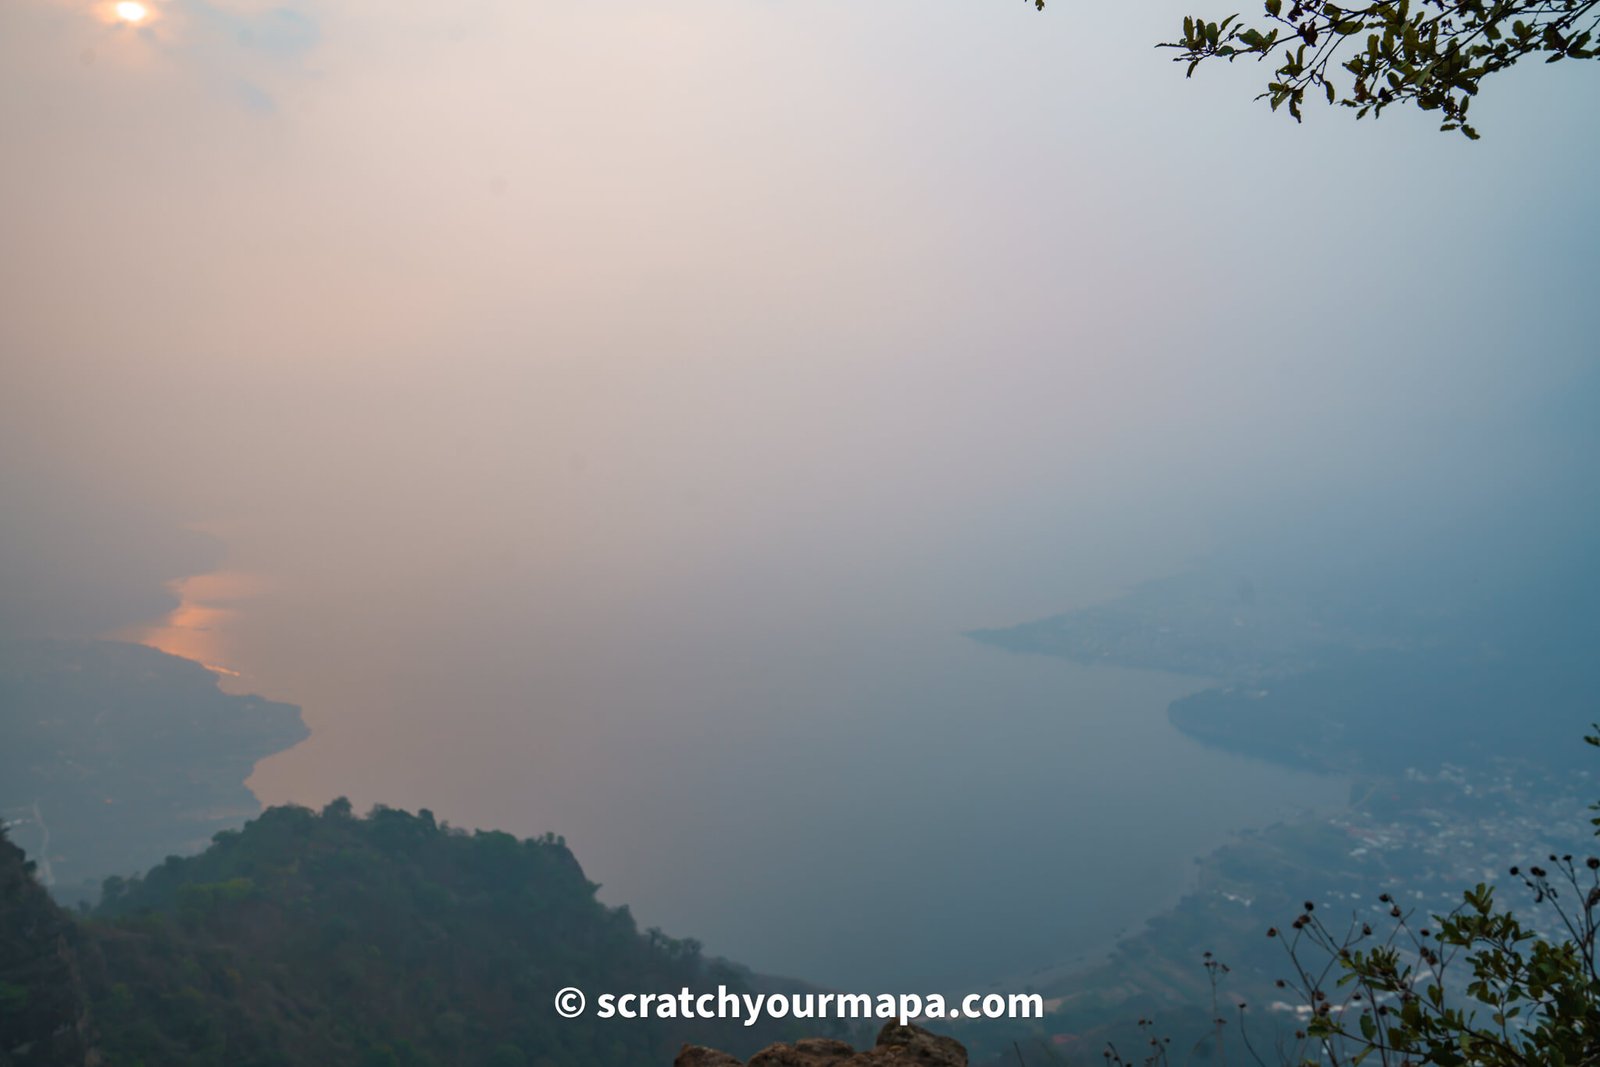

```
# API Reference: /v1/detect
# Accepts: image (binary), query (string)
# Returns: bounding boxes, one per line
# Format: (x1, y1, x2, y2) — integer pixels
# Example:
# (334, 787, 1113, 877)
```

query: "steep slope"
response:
(0, 827, 95, 1067)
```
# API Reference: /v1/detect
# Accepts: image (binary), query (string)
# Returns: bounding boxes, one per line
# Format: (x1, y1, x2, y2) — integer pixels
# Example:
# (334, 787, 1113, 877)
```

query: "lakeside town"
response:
(939, 754, 1600, 1064)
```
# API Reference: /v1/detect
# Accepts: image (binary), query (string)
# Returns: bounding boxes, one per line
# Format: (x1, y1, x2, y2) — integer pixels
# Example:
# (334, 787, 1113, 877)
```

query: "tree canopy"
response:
(1030, 1, 1600, 138)
(2, 802, 811, 1067)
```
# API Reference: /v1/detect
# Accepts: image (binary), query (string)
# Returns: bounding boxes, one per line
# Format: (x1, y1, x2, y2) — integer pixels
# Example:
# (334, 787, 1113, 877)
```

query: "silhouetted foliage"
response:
(1027, 0, 1600, 138)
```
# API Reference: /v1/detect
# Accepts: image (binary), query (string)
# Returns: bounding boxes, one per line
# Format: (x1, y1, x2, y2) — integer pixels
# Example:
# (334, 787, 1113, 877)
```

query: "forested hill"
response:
(0, 827, 94, 1067)
(1, 803, 811, 1067)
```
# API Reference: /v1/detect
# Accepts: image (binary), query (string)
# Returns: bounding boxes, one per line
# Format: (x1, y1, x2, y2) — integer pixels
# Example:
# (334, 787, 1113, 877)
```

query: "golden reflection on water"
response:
(115, 571, 270, 690)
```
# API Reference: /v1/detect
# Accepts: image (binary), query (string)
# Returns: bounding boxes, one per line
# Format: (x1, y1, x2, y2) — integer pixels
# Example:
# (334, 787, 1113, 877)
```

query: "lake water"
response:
(126, 543, 1346, 991)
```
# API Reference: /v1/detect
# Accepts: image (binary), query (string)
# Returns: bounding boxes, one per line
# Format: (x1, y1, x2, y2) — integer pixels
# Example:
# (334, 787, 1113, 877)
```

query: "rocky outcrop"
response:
(677, 1023, 965, 1067)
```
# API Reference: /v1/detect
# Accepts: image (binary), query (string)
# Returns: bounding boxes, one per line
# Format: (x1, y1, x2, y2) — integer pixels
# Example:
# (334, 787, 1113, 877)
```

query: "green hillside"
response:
(1, 803, 810, 1067)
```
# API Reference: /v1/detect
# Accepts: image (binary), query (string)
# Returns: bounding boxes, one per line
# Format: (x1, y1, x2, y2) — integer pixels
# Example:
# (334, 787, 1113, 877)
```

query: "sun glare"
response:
(114, 1, 149, 23)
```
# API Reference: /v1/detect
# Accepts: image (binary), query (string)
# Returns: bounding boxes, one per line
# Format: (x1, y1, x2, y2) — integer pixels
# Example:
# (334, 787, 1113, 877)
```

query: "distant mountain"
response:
(0, 469, 225, 642)
(967, 567, 1450, 684)
(1, 804, 816, 1067)
(0, 640, 307, 904)
(969, 561, 1600, 775)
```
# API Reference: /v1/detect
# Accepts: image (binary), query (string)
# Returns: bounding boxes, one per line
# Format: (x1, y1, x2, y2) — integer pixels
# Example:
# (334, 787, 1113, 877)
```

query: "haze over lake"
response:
(120, 524, 1345, 990)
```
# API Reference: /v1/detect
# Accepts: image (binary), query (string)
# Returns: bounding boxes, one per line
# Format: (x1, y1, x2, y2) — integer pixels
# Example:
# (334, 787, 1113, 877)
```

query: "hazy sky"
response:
(3, 0, 1597, 986)
(6, 0, 1595, 583)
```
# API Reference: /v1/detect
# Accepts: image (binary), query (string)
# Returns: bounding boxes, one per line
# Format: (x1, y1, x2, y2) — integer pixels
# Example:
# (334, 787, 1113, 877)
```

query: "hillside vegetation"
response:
(1, 802, 807, 1067)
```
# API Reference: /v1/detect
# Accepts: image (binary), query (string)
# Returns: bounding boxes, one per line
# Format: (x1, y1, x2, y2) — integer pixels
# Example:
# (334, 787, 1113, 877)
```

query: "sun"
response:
(114, 1, 149, 23)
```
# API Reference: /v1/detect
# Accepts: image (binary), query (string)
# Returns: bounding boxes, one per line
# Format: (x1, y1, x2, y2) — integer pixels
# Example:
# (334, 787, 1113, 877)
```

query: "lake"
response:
(126, 536, 1345, 990)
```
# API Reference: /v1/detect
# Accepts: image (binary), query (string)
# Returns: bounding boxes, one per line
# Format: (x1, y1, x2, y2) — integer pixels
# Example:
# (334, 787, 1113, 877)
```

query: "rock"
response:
(675, 1046, 745, 1067)
(680, 1024, 965, 1067)
(849, 1022, 967, 1066)
(748, 1037, 859, 1066)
